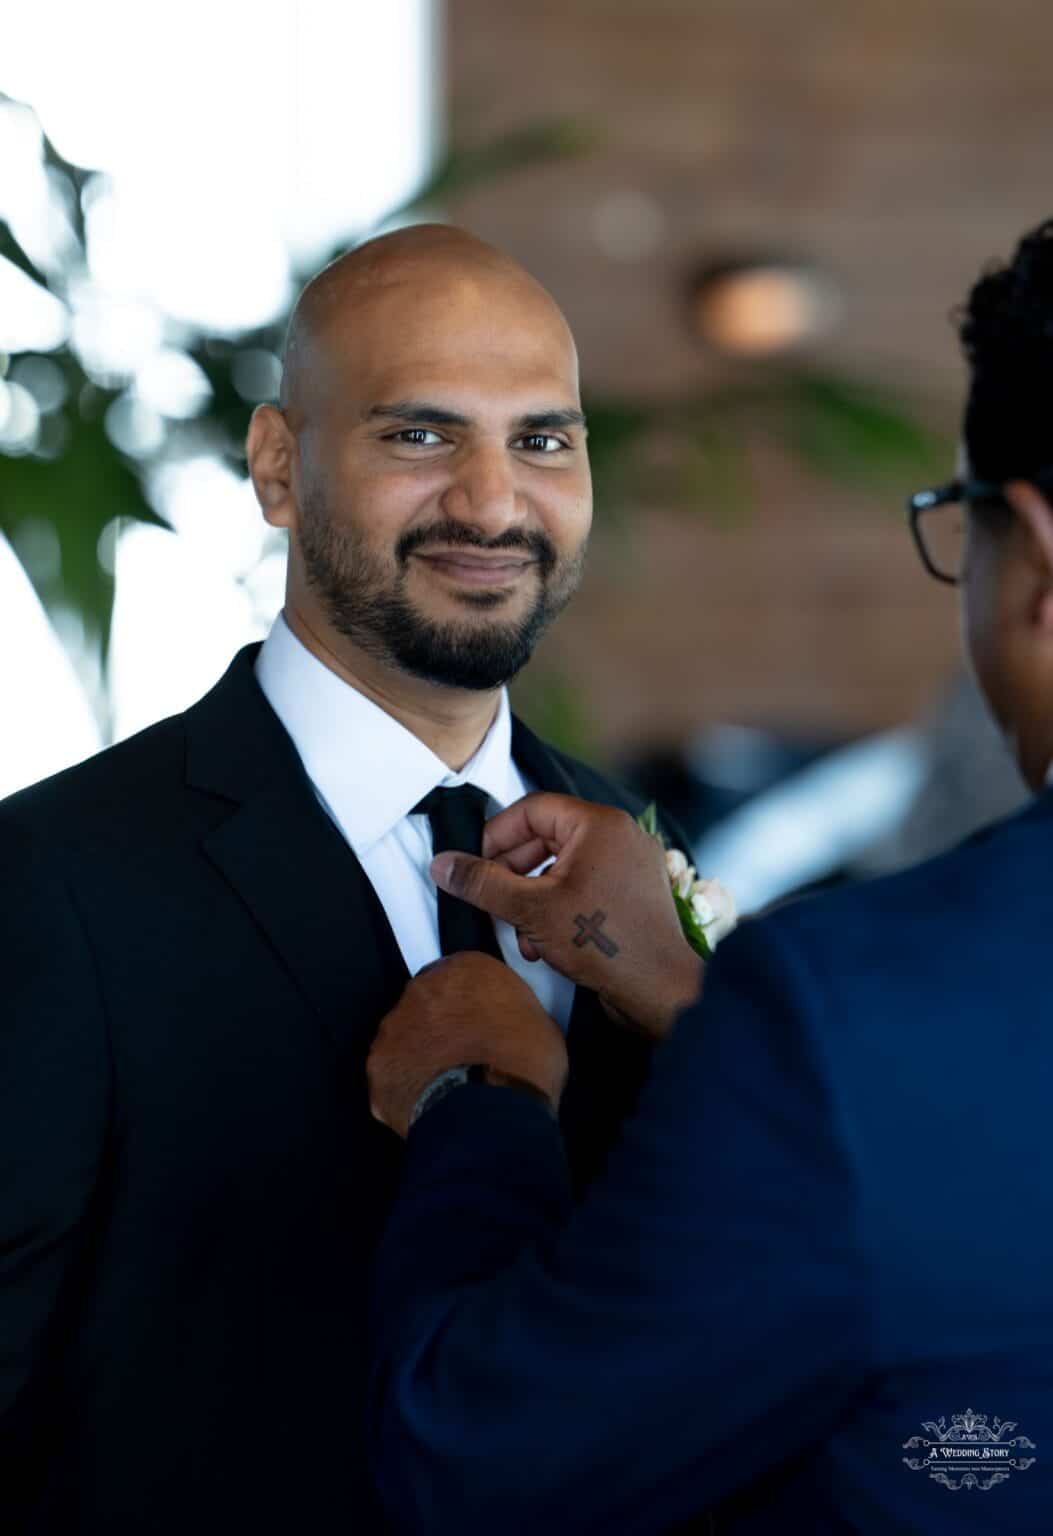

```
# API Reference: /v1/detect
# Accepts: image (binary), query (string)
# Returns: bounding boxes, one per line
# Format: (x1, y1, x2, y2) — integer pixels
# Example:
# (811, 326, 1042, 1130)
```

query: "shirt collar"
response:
(255, 613, 519, 855)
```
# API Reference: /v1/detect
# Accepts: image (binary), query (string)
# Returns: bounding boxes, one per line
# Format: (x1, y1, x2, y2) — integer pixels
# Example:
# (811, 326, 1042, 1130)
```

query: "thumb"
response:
(431, 851, 537, 927)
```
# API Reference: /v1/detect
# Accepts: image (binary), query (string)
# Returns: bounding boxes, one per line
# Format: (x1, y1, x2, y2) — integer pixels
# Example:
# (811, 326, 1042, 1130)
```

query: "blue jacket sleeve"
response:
(1, 820, 111, 1459)
(370, 917, 870, 1535)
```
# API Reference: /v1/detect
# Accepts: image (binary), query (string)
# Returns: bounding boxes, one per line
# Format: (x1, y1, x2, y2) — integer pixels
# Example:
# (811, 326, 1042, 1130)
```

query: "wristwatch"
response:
(409, 1064, 556, 1129)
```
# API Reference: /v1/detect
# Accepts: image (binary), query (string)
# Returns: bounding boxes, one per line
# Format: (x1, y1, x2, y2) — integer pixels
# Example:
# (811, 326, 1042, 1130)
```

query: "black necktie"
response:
(413, 785, 504, 961)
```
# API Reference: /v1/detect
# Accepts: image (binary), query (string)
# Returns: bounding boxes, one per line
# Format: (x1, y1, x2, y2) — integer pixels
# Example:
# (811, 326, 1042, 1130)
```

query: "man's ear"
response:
(1005, 480, 1053, 631)
(246, 405, 297, 530)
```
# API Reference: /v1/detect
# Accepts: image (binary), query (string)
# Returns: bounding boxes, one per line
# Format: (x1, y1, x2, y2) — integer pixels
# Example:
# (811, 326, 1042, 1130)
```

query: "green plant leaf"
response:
(0, 399, 166, 658)
(681, 414, 752, 524)
(579, 398, 652, 526)
(636, 802, 661, 839)
(778, 369, 951, 492)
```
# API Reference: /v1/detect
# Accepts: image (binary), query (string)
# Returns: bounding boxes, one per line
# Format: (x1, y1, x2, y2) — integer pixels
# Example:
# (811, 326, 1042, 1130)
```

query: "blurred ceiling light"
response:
(689, 257, 839, 357)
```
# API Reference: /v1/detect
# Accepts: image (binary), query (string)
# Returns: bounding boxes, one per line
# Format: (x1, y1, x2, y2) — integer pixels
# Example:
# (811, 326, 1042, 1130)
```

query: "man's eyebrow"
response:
(365, 402, 587, 432)
(515, 408, 587, 433)
(366, 401, 471, 427)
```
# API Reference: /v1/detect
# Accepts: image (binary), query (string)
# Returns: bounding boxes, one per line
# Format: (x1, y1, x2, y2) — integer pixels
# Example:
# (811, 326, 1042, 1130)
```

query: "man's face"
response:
(961, 501, 1018, 733)
(286, 271, 591, 690)
(959, 452, 1053, 787)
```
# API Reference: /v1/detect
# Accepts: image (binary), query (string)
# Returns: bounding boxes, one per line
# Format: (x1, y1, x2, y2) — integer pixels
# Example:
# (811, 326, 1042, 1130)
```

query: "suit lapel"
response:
(186, 646, 408, 1058)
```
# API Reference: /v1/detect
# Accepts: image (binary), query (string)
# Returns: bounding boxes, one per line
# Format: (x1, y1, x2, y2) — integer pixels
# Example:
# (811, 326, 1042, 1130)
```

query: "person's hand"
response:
(367, 952, 569, 1139)
(430, 794, 704, 1041)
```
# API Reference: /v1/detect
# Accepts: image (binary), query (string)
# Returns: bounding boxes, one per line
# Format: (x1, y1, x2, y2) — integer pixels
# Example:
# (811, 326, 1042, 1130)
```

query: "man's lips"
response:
(410, 550, 539, 586)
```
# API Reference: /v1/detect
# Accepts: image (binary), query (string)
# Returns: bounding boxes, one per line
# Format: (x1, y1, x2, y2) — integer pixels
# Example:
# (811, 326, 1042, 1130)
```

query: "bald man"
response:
(0, 227, 690, 1535)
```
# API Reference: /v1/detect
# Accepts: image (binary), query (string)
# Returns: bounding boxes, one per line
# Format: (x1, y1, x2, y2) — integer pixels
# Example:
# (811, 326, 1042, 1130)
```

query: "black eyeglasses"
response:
(906, 478, 1004, 586)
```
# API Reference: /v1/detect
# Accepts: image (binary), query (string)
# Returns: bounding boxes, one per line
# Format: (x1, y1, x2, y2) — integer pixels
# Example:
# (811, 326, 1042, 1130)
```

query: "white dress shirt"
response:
(255, 614, 574, 1029)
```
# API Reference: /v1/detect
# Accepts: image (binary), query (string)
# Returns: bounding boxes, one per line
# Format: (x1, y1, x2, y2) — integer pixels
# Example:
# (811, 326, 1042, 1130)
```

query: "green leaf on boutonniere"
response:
(671, 887, 714, 962)
(637, 803, 713, 961)
(637, 801, 661, 840)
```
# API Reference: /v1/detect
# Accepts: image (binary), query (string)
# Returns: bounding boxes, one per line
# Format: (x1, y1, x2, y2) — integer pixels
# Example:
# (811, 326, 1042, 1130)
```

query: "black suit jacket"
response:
(0, 645, 669, 1535)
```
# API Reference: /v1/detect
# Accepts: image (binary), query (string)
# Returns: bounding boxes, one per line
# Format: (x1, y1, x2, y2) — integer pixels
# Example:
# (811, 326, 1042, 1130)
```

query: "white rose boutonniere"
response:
(638, 804, 738, 960)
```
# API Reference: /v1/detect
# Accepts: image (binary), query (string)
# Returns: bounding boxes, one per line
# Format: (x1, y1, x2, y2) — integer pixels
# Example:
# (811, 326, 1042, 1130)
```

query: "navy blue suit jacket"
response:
(371, 790, 1053, 1533)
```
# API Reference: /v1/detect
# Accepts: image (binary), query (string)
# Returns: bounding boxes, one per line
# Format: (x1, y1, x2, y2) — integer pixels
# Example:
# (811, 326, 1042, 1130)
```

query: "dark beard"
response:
(297, 500, 586, 691)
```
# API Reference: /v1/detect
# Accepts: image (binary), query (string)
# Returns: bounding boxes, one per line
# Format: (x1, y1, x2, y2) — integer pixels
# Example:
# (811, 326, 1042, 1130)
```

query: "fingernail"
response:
(431, 852, 457, 889)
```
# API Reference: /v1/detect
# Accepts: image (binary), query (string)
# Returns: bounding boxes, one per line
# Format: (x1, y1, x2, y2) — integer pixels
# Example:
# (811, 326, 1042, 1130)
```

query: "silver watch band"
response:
(408, 1065, 479, 1129)
(408, 1064, 556, 1129)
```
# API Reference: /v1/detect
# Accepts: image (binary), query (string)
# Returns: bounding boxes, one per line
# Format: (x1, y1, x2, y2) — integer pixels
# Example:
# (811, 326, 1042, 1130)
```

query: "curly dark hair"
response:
(959, 218, 1053, 487)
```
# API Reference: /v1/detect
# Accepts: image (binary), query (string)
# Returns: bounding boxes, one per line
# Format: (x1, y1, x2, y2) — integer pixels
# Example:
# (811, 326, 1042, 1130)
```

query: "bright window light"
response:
(0, 0, 439, 788)
(0, 534, 102, 798)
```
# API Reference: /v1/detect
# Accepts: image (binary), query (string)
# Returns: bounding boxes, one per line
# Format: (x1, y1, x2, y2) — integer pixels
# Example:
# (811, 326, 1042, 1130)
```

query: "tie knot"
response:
(413, 785, 492, 858)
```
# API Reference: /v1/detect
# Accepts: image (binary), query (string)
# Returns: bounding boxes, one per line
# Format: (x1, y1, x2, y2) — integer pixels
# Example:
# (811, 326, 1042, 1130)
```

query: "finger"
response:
(365, 1055, 390, 1124)
(481, 792, 591, 861)
(491, 837, 550, 876)
(431, 850, 539, 927)
(518, 933, 542, 963)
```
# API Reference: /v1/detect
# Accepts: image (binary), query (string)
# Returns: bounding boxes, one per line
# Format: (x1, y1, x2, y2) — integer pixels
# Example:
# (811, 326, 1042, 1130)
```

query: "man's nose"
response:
(440, 444, 524, 536)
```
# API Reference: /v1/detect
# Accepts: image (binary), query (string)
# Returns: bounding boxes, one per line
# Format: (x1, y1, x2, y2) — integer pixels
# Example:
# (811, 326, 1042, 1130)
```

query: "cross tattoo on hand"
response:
(572, 909, 620, 958)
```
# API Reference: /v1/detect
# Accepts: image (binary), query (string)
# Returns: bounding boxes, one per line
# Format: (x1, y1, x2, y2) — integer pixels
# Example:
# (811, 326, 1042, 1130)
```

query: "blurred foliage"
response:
(588, 371, 949, 530)
(0, 90, 952, 732)
(510, 663, 594, 761)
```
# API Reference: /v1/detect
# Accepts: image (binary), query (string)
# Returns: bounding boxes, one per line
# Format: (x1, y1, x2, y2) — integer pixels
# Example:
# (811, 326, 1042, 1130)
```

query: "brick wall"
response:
(446, 0, 1051, 753)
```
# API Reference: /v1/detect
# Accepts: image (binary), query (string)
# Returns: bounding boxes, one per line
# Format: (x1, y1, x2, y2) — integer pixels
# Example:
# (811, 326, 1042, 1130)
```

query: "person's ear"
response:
(1005, 480, 1053, 631)
(246, 405, 298, 530)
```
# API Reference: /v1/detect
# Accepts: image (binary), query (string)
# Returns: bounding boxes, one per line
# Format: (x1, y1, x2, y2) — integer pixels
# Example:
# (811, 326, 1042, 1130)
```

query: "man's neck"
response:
(283, 605, 501, 772)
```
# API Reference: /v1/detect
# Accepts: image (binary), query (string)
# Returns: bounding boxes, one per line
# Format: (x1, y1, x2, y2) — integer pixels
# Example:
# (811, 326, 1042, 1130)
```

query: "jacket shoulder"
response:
(754, 790, 1053, 969)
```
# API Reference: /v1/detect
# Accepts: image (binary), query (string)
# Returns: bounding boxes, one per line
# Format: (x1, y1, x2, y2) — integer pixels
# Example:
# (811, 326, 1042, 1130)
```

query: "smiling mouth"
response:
(410, 551, 538, 586)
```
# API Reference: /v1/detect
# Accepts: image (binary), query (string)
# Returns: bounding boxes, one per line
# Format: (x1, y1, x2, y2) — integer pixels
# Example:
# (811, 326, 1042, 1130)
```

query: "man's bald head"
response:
(280, 224, 577, 422)
(248, 223, 591, 702)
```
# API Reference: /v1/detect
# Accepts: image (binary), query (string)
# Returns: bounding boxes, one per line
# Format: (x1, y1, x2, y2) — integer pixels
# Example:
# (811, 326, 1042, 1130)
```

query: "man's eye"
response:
(393, 428, 443, 446)
(518, 434, 565, 453)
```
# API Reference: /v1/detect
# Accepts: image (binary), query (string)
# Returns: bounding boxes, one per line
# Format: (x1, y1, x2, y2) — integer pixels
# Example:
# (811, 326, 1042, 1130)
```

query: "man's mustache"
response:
(397, 522, 557, 575)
